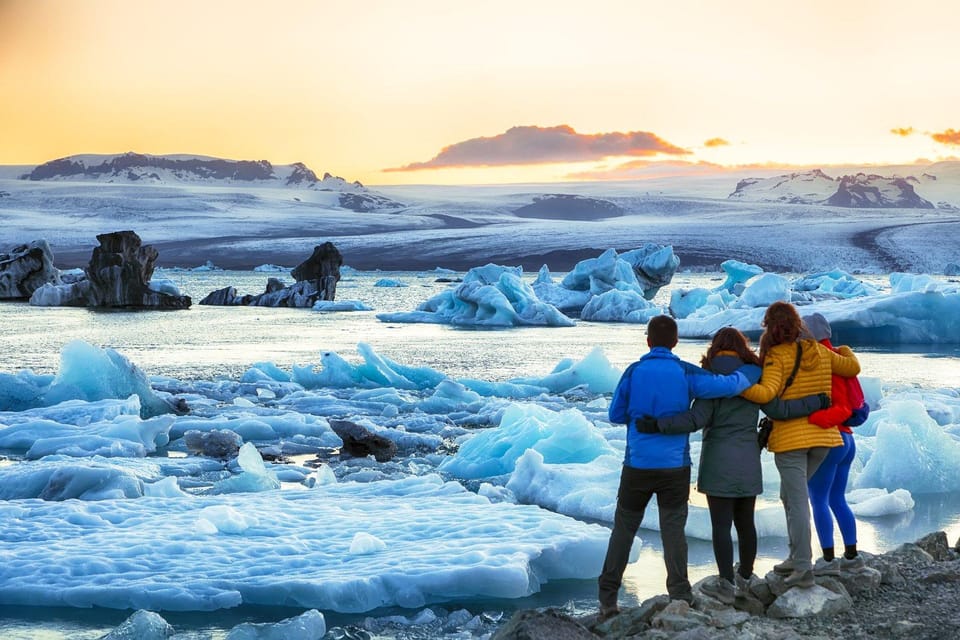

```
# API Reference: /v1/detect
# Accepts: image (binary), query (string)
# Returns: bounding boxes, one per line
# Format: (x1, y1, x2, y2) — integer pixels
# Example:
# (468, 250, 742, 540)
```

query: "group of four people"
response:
(599, 302, 865, 619)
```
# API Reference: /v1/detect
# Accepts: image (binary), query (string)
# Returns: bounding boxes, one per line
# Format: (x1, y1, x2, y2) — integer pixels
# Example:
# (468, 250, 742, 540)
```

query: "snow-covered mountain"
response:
(19, 153, 403, 211)
(729, 169, 935, 209)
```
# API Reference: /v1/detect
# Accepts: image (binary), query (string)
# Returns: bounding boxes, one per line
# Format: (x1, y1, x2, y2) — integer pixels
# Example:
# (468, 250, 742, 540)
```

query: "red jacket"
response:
(808, 338, 853, 434)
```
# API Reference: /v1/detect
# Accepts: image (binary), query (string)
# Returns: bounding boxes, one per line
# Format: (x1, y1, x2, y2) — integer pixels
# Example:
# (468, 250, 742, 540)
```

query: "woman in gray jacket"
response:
(648, 328, 826, 603)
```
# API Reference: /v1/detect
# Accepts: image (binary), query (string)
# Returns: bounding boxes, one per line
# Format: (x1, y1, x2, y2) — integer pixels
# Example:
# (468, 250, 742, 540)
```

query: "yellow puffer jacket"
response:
(741, 339, 860, 453)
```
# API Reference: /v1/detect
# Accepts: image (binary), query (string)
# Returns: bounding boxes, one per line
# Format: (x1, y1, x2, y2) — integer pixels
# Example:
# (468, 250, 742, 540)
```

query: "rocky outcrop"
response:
(0, 240, 61, 299)
(826, 174, 934, 209)
(514, 194, 624, 221)
(201, 243, 345, 308)
(328, 419, 397, 462)
(30, 231, 191, 309)
(494, 530, 960, 640)
(291, 242, 343, 301)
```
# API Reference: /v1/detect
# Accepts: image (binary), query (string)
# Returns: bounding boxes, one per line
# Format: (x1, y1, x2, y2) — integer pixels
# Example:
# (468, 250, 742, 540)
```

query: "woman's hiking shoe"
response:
(841, 554, 866, 571)
(773, 558, 796, 575)
(700, 576, 736, 605)
(813, 557, 841, 576)
(734, 572, 757, 599)
(783, 568, 815, 588)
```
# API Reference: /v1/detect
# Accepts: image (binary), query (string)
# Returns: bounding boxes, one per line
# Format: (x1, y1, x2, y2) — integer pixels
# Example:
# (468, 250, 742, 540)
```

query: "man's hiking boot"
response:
(700, 576, 735, 605)
(783, 568, 815, 588)
(813, 557, 841, 576)
(841, 554, 866, 571)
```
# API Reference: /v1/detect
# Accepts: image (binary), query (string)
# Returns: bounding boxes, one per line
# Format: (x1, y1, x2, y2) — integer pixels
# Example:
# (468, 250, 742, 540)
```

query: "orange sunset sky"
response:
(1, 0, 959, 185)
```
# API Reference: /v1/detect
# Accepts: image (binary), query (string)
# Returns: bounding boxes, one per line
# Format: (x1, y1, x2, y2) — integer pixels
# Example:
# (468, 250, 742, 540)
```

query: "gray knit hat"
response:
(802, 312, 832, 341)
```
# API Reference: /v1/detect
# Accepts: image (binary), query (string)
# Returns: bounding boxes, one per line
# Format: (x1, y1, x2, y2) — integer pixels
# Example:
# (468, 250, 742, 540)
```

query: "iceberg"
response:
(0, 475, 610, 613)
(716, 260, 763, 293)
(378, 265, 573, 327)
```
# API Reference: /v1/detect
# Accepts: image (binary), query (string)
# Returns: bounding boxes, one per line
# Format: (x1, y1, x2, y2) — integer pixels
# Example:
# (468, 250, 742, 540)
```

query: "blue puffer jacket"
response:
(608, 347, 752, 469)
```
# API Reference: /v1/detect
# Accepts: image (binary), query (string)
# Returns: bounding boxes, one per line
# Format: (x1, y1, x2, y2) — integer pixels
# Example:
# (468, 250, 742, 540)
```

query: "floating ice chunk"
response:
(226, 609, 326, 640)
(678, 288, 960, 344)
(253, 264, 289, 272)
(102, 609, 175, 640)
(148, 277, 183, 297)
(855, 399, 960, 493)
(792, 270, 879, 299)
(890, 272, 945, 293)
(579, 288, 660, 323)
(620, 244, 680, 297)
(349, 532, 387, 555)
(847, 488, 914, 516)
(736, 273, 791, 308)
(243, 362, 292, 383)
(418, 380, 483, 413)
(198, 504, 260, 534)
(233, 397, 256, 407)
(509, 346, 620, 394)
(440, 403, 614, 479)
(314, 464, 337, 486)
(717, 260, 763, 293)
(144, 476, 187, 498)
(312, 299, 373, 312)
(374, 278, 407, 287)
(669, 288, 712, 319)
(211, 443, 280, 494)
(46, 341, 176, 418)
(1, 475, 610, 612)
(380, 268, 573, 327)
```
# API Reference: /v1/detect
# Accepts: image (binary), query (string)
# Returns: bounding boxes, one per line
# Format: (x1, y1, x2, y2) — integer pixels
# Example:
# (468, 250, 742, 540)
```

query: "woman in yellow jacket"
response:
(741, 301, 860, 588)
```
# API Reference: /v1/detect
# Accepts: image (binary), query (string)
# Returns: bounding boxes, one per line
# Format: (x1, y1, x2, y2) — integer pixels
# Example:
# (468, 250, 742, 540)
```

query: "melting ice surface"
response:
(0, 268, 958, 638)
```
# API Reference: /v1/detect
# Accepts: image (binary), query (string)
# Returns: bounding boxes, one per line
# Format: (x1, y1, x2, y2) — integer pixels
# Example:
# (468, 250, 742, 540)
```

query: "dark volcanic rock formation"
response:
(291, 242, 343, 302)
(0, 240, 61, 299)
(826, 174, 935, 209)
(328, 419, 397, 462)
(29, 230, 191, 309)
(514, 194, 624, 220)
(200, 242, 344, 308)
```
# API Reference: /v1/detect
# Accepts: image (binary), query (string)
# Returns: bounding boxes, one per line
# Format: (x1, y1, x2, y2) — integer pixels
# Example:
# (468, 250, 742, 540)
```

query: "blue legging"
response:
(807, 431, 857, 549)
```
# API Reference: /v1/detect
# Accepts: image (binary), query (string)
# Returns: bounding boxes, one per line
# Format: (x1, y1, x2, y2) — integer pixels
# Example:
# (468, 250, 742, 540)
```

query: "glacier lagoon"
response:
(1, 269, 959, 639)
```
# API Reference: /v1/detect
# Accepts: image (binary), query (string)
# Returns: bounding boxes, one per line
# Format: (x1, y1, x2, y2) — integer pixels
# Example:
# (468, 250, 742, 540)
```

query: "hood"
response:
(798, 339, 823, 371)
(709, 353, 762, 383)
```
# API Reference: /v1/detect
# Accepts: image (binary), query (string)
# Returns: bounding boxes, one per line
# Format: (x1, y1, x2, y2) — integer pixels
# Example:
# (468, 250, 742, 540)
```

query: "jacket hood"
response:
(709, 353, 762, 383)
(798, 339, 822, 371)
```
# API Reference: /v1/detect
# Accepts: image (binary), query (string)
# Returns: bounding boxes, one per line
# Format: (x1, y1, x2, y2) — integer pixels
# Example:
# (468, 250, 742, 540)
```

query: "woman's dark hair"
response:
(702, 327, 761, 369)
(758, 301, 804, 362)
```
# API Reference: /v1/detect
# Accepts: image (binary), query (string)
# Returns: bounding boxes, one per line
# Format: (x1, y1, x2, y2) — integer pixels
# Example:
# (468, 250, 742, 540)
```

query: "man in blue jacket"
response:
(598, 315, 753, 619)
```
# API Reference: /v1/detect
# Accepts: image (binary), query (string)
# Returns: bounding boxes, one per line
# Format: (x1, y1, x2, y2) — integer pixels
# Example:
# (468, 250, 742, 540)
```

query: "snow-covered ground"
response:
(2, 157, 959, 273)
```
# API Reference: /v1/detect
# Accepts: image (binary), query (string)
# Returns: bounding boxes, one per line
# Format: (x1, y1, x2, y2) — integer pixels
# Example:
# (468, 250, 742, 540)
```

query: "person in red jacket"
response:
(803, 313, 865, 575)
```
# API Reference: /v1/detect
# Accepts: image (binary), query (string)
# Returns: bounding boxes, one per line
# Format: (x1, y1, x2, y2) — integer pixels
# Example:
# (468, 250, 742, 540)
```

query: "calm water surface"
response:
(1, 270, 958, 638)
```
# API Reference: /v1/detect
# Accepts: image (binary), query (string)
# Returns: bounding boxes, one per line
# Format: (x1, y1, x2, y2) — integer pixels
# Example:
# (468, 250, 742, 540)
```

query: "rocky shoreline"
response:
(493, 530, 960, 640)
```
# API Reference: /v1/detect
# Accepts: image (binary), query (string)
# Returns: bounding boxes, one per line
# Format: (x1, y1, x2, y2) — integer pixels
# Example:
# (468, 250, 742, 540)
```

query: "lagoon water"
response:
(1, 269, 959, 639)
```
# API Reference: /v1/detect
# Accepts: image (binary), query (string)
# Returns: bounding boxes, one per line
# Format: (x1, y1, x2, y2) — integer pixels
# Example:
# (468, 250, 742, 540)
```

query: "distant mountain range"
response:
(728, 169, 939, 209)
(18, 152, 403, 211)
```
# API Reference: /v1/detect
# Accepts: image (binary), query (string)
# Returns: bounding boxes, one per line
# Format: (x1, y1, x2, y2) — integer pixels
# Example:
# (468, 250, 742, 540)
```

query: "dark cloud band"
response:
(385, 124, 688, 171)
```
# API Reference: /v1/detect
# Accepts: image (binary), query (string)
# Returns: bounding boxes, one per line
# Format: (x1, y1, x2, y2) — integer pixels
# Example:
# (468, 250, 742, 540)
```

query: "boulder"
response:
(650, 599, 711, 632)
(0, 239, 61, 299)
(291, 241, 342, 301)
(590, 594, 669, 637)
(915, 531, 952, 561)
(184, 429, 242, 459)
(328, 419, 397, 462)
(765, 584, 852, 619)
(31, 231, 191, 309)
(491, 608, 596, 640)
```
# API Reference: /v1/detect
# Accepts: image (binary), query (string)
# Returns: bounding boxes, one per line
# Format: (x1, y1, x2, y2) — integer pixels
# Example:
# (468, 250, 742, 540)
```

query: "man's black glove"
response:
(817, 393, 831, 410)
(635, 417, 659, 434)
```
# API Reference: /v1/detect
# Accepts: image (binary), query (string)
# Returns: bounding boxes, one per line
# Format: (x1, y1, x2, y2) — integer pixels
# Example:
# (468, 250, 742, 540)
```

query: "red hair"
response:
(759, 301, 803, 362)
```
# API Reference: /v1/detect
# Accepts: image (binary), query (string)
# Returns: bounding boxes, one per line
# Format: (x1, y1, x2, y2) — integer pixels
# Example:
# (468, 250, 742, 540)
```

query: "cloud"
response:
(703, 137, 730, 148)
(385, 125, 689, 172)
(890, 127, 915, 137)
(566, 159, 723, 181)
(931, 128, 960, 145)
